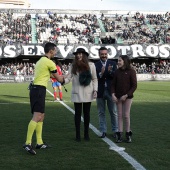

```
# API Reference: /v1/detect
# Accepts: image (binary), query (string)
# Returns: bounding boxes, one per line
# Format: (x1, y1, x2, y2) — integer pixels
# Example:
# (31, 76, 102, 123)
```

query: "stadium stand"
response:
(0, 8, 170, 78)
(100, 12, 170, 44)
(0, 8, 170, 45)
(1, 60, 170, 75)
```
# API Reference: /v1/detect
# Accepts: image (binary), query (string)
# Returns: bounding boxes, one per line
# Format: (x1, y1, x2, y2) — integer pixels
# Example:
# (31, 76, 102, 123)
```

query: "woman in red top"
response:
(111, 55, 137, 143)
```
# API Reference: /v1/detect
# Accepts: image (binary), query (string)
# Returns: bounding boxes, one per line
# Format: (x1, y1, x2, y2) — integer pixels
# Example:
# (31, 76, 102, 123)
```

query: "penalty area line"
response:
(46, 89, 146, 170)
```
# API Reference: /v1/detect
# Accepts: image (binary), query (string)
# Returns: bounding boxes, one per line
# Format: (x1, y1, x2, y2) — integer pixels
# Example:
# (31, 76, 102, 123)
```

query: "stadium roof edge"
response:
(0, 8, 168, 15)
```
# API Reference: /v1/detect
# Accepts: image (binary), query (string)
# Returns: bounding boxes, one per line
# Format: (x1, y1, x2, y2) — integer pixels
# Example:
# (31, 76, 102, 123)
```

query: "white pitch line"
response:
(46, 89, 146, 170)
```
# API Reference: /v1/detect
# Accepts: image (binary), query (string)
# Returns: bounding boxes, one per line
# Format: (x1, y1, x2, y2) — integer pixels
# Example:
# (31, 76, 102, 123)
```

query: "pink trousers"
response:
(116, 99, 132, 132)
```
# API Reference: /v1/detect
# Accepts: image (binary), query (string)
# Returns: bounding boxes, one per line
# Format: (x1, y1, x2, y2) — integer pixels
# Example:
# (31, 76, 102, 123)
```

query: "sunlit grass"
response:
(0, 81, 170, 170)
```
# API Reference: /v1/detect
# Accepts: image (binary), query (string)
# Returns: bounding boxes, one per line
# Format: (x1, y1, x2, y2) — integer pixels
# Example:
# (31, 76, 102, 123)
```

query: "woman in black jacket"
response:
(111, 55, 137, 143)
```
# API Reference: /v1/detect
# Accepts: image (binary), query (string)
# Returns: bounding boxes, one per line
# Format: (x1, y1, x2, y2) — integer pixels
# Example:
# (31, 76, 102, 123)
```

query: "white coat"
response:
(64, 62, 98, 103)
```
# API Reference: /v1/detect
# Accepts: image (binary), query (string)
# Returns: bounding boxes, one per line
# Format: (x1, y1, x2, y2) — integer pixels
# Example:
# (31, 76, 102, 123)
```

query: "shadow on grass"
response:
(1, 95, 28, 99)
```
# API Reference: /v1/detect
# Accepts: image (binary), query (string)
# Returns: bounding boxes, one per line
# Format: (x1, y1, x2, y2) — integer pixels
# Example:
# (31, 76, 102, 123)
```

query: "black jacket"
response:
(95, 60, 117, 98)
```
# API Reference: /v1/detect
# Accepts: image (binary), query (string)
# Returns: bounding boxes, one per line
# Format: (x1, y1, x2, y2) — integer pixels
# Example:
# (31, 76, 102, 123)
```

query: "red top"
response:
(51, 65, 62, 82)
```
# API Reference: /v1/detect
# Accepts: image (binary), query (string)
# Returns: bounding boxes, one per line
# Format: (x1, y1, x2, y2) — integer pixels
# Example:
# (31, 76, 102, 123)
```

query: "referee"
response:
(23, 42, 64, 155)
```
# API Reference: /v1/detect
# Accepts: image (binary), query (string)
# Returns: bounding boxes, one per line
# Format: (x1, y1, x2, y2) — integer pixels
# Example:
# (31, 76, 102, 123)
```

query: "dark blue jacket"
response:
(95, 60, 117, 98)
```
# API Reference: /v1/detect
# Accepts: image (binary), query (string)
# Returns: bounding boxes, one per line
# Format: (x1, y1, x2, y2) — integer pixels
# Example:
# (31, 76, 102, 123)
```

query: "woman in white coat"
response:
(64, 48, 98, 141)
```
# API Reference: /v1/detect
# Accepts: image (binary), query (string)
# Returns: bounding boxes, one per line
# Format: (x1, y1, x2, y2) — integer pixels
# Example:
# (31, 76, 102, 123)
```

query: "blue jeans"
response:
(97, 88, 118, 133)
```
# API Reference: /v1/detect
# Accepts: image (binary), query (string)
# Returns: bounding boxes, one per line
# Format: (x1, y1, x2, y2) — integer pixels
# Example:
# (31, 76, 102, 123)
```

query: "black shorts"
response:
(30, 85, 46, 114)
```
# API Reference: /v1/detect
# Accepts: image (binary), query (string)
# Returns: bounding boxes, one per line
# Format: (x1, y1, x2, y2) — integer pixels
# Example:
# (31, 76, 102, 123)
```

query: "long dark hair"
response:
(72, 53, 90, 74)
(119, 55, 132, 70)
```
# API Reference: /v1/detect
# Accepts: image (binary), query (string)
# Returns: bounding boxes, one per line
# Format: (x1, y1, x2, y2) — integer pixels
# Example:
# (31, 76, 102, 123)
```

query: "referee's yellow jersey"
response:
(33, 57, 56, 88)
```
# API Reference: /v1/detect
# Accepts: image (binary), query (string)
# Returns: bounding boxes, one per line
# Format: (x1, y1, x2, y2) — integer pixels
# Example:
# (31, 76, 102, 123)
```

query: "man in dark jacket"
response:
(95, 47, 118, 138)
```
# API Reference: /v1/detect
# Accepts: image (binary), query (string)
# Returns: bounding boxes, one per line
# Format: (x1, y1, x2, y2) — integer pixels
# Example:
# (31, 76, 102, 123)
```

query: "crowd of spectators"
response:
(100, 36, 116, 44)
(1, 10, 170, 45)
(0, 12, 32, 44)
(1, 10, 170, 75)
(35, 12, 99, 44)
(101, 11, 170, 45)
(0, 62, 35, 75)
(132, 60, 170, 74)
(1, 60, 170, 76)
(0, 61, 71, 76)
